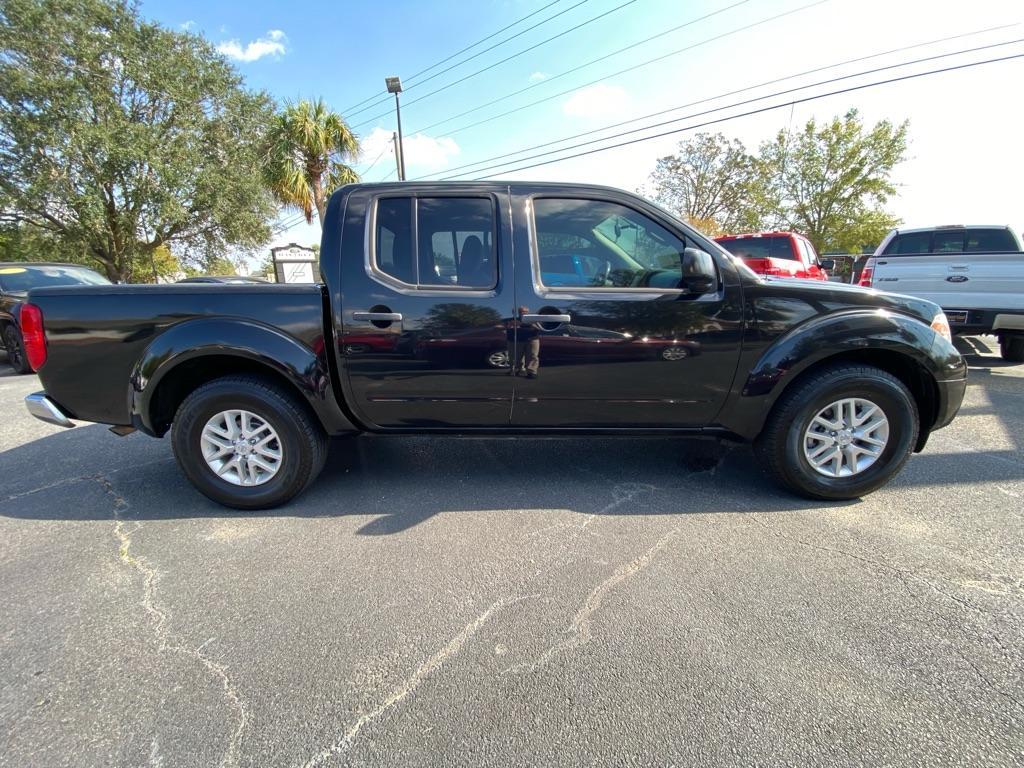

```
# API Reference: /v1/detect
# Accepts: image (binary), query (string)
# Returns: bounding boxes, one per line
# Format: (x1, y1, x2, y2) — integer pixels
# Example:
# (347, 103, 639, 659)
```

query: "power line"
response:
(421, 25, 1017, 180)
(466, 52, 1024, 179)
(418, 0, 834, 142)
(345, 0, 590, 121)
(339, 0, 567, 115)
(359, 144, 392, 177)
(412, 0, 754, 135)
(350, 0, 640, 130)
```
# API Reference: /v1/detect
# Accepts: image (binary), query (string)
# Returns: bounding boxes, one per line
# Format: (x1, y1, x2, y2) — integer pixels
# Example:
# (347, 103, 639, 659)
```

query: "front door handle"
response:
(353, 311, 403, 322)
(522, 313, 571, 324)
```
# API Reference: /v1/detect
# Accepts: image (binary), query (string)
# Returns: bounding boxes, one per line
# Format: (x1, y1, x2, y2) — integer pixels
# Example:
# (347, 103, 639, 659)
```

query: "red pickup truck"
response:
(715, 231, 832, 280)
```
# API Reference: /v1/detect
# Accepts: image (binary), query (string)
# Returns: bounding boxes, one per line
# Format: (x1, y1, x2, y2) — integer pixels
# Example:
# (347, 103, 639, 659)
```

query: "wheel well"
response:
(147, 355, 315, 436)
(781, 349, 940, 436)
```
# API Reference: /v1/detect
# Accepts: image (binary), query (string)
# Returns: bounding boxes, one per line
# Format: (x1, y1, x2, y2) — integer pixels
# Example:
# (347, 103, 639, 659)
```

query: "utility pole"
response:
(392, 132, 403, 182)
(385, 76, 406, 181)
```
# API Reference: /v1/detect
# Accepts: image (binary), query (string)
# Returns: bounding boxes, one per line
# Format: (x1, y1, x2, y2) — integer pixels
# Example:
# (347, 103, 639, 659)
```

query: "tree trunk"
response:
(312, 175, 326, 229)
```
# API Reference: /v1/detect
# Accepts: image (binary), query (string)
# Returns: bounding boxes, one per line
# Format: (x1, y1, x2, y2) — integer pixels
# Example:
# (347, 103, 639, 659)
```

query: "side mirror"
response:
(680, 248, 717, 295)
(819, 258, 835, 271)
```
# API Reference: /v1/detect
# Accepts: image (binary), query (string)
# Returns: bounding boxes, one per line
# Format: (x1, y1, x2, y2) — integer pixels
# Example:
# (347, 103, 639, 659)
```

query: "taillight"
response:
(19, 303, 46, 370)
(858, 258, 876, 287)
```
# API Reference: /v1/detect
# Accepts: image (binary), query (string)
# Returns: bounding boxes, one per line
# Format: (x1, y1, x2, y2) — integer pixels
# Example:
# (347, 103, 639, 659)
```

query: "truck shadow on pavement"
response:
(0, 423, 1021, 530)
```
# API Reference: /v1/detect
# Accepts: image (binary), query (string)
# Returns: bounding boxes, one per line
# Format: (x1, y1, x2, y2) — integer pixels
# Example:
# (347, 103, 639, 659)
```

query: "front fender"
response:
(130, 317, 353, 435)
(719, 309, 965, 439)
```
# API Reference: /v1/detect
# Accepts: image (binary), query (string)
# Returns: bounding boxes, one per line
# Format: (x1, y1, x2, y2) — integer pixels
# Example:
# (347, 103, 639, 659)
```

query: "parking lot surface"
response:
(1, 338, 1022, 767)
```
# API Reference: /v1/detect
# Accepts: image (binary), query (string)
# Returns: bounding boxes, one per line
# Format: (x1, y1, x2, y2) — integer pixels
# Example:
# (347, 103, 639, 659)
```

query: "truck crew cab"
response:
(23, 183, 966, 509)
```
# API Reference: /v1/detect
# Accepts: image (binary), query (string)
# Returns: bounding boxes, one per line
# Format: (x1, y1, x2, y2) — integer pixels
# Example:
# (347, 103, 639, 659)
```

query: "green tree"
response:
(759, 109, 907, 253)
(0, 0, 277, 283)
(644, 133, 769, 235)
(264, 99, 360, 228)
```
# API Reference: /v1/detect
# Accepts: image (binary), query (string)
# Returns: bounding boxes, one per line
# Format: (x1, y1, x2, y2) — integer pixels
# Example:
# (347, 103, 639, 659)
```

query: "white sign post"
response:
(271, 244, 317, 284)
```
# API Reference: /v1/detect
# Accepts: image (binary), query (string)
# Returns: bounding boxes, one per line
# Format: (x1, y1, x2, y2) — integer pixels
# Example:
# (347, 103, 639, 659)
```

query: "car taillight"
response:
(19, 303, 46, 370)
(858, 258, 876, 287)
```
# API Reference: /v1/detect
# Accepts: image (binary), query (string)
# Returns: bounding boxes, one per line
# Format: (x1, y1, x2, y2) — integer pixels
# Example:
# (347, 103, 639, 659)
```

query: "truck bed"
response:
(28, 283, 330, 426)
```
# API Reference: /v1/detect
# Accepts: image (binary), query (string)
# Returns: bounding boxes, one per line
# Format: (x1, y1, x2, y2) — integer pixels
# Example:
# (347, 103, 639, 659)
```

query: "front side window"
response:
(532, 198, 691, 289)
(373, 197, 496, 289)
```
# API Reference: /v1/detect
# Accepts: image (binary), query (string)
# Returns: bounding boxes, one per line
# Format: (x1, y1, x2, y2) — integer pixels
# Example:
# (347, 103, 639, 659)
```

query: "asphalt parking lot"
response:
(1, 338, 1021, 767)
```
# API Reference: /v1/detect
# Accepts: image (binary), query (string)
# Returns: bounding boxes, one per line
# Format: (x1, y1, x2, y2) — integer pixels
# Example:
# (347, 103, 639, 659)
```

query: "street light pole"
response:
(385, 76, 406, 181)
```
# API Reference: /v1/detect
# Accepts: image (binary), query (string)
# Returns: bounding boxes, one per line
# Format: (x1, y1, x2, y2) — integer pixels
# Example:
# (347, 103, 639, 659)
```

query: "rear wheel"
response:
(3, 325, 32, 375)
(755, 364, 918, 500)
(1000, 335, 1024, 363)
(171, 375, 328, 509)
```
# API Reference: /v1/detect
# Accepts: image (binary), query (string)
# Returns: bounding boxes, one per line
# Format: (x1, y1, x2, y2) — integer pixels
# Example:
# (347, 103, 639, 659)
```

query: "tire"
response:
(487, 349, 510, 368)
(1000, 336, 1024, 363)
(171, 375, 328, 509)
(754, 364, 919, 500)
(3, 325, 32, 375)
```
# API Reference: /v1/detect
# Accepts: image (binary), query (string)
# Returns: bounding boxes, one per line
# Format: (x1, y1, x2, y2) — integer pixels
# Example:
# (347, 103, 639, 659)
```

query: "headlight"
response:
(930, 312, 952, 342)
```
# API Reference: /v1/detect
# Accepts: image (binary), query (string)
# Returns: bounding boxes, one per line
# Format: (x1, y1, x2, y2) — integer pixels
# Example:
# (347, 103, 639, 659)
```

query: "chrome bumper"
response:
(25, 392, 75, 428)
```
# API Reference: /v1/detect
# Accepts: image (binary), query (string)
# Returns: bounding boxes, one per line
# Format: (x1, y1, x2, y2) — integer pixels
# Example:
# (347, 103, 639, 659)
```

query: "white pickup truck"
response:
(857, 225, 1024, 362)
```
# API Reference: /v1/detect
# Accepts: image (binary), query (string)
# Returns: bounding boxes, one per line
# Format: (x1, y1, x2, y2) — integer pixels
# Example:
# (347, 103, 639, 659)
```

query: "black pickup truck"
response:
(23, 182, 966, 508)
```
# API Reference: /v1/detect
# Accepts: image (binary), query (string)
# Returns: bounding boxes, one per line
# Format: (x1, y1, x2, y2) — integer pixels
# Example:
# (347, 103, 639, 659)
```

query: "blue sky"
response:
(141, 0, 1024, 263)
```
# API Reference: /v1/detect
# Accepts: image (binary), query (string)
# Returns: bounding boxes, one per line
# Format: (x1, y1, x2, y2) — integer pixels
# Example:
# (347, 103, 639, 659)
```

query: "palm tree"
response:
(264, 99, 360, 227)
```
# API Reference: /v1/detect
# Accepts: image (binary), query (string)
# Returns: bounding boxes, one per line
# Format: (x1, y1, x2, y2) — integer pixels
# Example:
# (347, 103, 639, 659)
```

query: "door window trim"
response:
(364, 192, 500, 296)
(526, 194, 719, 295)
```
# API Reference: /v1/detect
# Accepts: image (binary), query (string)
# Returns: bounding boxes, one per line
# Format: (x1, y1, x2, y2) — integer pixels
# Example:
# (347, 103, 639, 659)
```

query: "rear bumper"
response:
(933, 376, 967, 432)
(25, 392, 75, 428)
(944, 307, 1024, 335)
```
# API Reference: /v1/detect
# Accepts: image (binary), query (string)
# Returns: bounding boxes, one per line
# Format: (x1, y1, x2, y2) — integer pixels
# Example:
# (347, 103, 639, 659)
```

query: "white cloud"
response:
(561, 84, 631, 119)
(529, 71, 548, 82)
(361, 127, 460, 172)
(216, 29, 287, 62)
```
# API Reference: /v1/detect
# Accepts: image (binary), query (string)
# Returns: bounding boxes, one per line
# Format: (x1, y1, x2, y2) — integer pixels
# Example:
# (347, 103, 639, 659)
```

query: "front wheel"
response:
(755, 364, 919, 500)
(3, 325, 32, 374)
(1000, 336, 1024, 363)
(171, 375, 328, 509)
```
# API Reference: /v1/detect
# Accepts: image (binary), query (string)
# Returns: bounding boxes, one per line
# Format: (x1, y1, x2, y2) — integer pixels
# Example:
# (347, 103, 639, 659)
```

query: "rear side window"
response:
(965, 228, 1017, 252)
(883, 232, 931, 255)
(0, 265, 110, 292)
(718, 236, 797, 261)
(375, 198, 415, 284)
(372, 197, 497, 290)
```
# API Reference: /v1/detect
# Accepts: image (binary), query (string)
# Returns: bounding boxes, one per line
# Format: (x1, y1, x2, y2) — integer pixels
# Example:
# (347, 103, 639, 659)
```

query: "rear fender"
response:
(130, 317, 354, 435)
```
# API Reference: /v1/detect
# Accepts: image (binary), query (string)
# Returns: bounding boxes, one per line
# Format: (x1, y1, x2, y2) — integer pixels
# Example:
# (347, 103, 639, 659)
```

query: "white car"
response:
(857, 225, 1024, 362)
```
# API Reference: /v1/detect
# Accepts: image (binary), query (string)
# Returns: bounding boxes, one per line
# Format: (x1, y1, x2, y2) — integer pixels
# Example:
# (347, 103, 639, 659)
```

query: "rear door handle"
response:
(521, 313, 571, 324)
(352, 311, 403, 322)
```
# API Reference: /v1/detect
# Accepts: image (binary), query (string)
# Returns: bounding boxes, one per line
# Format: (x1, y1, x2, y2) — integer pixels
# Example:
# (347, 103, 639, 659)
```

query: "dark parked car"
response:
(177, 275, 270, 284)
(0, 262, 110, 374)
(22, 182, 965, 508)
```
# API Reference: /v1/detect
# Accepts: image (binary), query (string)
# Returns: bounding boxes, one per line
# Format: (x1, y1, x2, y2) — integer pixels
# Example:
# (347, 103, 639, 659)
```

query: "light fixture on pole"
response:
(385, 76, 406, 181)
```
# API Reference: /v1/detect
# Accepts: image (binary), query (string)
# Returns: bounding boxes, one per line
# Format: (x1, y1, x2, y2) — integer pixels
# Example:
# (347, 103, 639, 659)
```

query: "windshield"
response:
(0, 264, 110, 292)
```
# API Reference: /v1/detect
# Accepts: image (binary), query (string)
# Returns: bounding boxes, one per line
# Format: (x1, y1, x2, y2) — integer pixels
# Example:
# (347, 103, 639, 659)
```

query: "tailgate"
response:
(872, 252, 1024, 311)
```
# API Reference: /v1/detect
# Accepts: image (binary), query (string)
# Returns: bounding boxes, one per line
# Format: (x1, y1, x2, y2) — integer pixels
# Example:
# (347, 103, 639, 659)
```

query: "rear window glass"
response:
(0, 264, 110, 292)
(883, 232, 931, 255)
(717, 236, 797, 261)
(932, 231, 965, 253)
(965, 228, 1017, 252)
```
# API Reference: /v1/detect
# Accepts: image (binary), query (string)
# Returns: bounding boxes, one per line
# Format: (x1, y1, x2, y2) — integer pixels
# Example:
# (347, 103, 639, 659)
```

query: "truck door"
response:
(508, 189, 744, 428)
(336, 186, 516, 428)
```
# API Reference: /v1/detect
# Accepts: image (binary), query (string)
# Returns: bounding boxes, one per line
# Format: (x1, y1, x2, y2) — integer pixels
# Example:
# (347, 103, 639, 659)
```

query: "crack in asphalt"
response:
(503, 527, 680, 675)
(94, 473, 249, 768)
(1, 457, 174, 504)
(302, 594, 538, 767)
